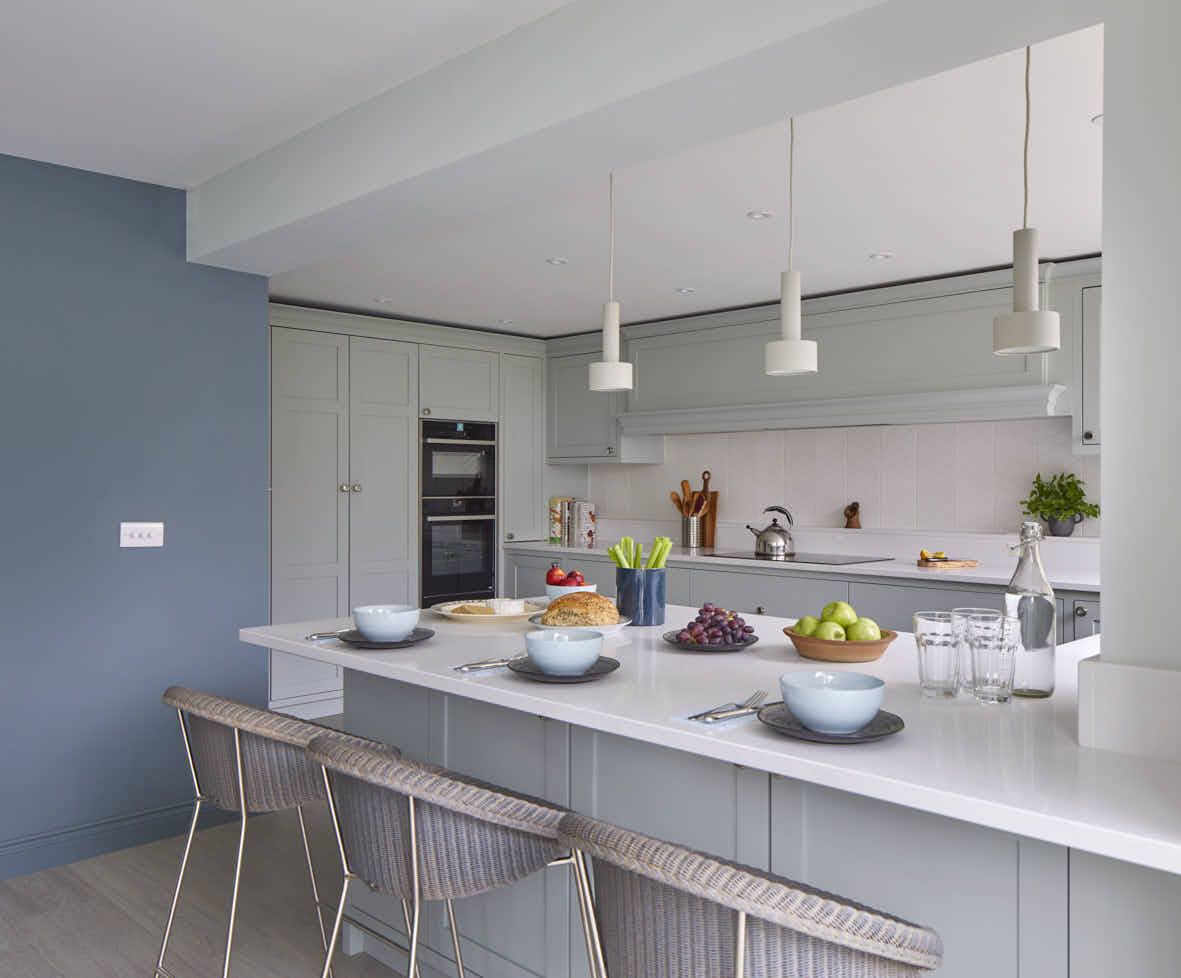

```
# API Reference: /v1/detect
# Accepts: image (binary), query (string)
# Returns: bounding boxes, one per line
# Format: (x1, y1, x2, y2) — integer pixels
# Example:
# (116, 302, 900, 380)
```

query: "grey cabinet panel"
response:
(420, 345, 499, 422)
(500, 354, 546, 542)
(690, 567, 845, 617)
(269, 328, 348, 703)
(1069, 850, 1181, 978)
(849, 581, 1004, 633)
(348, 337, 418, 607)
(772, 778, 1019, 978)
(1071, 598, 1100, 641)
(547, 352, 617, 459)
(1081, 286, 1100, 447)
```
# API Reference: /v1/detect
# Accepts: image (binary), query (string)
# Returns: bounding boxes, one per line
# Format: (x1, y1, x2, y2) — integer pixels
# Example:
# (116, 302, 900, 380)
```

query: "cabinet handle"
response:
(339, 483, 352, 493)
(351, 483, 362, 493)
(756, 605, 767, 615)
(606, 445, 615, 455)
(1083, 431, 1095, 441)
(1075, 606, 1088, 617)
(506, 532, 515, 540)
(421, 407, 432, 416)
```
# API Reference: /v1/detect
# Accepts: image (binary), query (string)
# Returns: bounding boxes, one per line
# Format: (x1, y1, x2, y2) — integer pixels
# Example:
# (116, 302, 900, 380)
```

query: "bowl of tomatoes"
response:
(545, 563, 598, 601)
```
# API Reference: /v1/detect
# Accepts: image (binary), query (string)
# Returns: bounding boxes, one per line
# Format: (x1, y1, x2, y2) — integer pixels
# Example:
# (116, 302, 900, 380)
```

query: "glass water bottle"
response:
(1004, 521, 1056, 697)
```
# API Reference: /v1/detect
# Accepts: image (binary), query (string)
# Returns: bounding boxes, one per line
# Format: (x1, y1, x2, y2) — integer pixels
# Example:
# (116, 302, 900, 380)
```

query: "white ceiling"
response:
(272, 25, 1103, 336)
(0, 0, 570, 188)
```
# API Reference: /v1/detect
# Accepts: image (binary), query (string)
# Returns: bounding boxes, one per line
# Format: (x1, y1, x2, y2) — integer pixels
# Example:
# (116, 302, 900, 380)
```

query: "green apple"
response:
(793, 615, 820, 636)
(813, 620, 846, 641)
(821, 601, 858, 628)
(846, 618, 882, 642)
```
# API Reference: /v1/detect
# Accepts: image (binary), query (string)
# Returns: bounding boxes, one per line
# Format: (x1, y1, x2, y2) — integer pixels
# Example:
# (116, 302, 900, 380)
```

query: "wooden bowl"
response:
(783, 627, 898, 663)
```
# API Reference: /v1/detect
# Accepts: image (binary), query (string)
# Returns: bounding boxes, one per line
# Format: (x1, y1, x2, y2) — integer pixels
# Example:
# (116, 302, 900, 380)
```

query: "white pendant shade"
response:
(589, 174, 634, 391)
(994, 227, 1060, 354)
(765, 270, 817, 375)
(589, 300, 633, 391)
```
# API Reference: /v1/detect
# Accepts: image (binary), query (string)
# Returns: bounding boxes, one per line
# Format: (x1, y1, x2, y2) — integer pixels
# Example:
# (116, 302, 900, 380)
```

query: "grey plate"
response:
(756, 702, 904, 744)
(662, 630, 759, 653)
(336, 627, 435, 650)
(506, 656, 620, 684)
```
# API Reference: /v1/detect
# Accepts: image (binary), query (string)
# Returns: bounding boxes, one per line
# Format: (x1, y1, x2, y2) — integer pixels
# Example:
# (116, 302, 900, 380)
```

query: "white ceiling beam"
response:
(187, 0, 1103, 276)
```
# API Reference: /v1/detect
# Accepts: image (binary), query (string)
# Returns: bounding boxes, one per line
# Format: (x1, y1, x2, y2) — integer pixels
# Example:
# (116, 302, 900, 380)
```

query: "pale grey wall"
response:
(0, 154, 269, 877)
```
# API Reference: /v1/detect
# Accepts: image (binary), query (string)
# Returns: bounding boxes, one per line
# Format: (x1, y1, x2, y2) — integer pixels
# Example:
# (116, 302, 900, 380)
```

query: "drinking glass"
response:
(968, 615, 1020, 704)
(913, 612, 959, 698)
(951, 608, 1002, 691)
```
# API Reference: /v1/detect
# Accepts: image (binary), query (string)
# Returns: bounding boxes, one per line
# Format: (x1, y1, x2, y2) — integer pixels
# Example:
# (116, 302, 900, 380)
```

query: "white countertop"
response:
(242, 607, 1181, 875)
(504, 541, 1101, 592)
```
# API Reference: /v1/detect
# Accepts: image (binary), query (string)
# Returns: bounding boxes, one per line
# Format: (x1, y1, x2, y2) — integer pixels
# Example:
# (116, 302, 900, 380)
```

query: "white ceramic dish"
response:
(528, 612, 631, 635)
(524, 629, 604, 676)
(778, 670, 885, 735)
(353, 604, 420, 642)
(431, 598, 547, 622)
(545, 582, 598, 601)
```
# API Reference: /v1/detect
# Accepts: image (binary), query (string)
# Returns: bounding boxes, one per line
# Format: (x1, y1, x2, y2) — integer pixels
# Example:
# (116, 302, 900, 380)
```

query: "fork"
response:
(689, 689, 768, 723)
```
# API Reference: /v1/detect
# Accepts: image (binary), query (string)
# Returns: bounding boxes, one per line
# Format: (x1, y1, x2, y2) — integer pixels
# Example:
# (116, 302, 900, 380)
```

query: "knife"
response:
(453, 656, 515, 672)
(305, 629, 347, 640)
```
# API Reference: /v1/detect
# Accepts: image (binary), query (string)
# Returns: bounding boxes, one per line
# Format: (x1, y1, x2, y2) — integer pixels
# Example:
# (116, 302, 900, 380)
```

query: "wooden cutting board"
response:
(916, 558, 979, 569)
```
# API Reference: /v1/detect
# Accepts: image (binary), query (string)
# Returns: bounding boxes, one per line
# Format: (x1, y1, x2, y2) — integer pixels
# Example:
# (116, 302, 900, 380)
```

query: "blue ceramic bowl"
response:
(779, 671, 885, 734)
(525, 629, 603, 676)
(352, 604, 420, 642)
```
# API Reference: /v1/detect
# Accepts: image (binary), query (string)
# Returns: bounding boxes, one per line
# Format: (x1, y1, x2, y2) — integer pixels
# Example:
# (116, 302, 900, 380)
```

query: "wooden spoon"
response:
(680, 479, 693, 511)
(670, 490, 688, 515)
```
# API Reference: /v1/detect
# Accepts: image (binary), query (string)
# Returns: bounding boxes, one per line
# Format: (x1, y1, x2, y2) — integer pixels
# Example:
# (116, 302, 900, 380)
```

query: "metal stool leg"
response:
(406, 796, 423, 978)
(297, 804, 334, 978)
(153, 798, 202, 977)
(221, 729, 248, 978)
(573, 850, 608, 978)
(445, 899, 466, 978)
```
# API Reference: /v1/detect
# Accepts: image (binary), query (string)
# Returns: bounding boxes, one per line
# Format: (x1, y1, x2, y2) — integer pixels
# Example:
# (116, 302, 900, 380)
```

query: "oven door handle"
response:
(424, 438, 496, 447)
(426, 514, 497, 523)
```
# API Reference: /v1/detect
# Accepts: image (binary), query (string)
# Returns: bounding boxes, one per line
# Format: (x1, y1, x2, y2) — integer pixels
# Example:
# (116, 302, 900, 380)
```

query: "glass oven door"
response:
(421, 499, 496, 604)
(421, 421, 496, 498)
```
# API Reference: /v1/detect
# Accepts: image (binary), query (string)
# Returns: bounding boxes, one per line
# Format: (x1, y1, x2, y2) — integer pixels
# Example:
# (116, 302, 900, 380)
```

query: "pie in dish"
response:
(539, 591, 621, 627)
(452, 604, 495, 615)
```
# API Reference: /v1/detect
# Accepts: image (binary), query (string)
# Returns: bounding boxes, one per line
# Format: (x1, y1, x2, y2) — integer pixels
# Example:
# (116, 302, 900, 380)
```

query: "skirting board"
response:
(0, 800, 219, 881)
(1078, 655, 1181, 760)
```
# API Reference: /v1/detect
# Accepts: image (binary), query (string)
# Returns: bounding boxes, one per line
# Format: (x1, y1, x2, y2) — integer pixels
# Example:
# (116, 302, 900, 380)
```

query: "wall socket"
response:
(120, 522, 164, 548)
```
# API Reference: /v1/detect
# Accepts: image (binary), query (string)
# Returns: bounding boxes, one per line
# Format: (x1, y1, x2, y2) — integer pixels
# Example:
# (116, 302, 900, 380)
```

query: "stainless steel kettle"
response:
(746, 506, 795, 558)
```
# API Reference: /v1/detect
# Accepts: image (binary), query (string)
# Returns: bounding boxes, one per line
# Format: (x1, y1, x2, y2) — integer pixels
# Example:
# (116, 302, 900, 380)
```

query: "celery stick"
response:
(635, 542, 643, 569)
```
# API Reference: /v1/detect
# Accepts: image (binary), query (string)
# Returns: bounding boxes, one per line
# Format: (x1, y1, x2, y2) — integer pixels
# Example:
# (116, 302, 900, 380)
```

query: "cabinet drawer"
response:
(689, 568, 846, 618)
(1071, 599, 1101, 641)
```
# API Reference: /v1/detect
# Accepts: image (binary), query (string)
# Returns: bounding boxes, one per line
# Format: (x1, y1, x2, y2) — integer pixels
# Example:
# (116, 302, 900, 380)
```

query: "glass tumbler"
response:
(968, 615, 1020, 704)
(951, 608, 1002, 691)
(913, 612, 959, 698)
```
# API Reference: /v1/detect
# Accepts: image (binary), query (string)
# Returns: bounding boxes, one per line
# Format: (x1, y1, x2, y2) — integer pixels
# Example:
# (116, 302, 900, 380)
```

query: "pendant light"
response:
(589, 172, 634, 391)
(994, 46, 1060, 356)
(766, 118, 818, 376)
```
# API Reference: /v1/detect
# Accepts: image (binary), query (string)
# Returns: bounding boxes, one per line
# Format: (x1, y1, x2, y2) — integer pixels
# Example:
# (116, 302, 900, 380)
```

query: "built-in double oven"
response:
(420, 419, 497, 606)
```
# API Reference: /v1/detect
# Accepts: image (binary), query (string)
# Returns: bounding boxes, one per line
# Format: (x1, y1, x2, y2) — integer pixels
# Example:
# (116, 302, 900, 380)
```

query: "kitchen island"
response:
(241, 609, 1177, 978)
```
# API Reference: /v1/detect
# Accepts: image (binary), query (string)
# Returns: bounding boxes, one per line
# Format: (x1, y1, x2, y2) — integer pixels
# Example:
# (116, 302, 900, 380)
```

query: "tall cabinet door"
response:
(270, 328, 349, 705)
(500, 354, 546, 542)
(348, 337, 419, 606)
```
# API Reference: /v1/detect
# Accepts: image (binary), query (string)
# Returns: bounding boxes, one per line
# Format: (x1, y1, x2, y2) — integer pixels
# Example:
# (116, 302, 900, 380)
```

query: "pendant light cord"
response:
(1023, 45, 1030, 230)
(608, 171, 615, 301)
(787, 117, 795, 270)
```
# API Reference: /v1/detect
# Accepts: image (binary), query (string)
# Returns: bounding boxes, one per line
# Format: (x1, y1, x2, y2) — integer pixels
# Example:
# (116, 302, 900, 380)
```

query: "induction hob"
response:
(705, 551, 894, 566)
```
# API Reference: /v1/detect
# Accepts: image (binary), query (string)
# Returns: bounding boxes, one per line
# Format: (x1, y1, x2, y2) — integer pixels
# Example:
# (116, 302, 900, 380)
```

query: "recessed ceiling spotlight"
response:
(545, 256, 569, 265)
(674, 287, 697, 295)
(373, 296, 395, 304)
(1091, 112, 1104, 126)
(867, 252, 895, 261)
(746, 210, 775, 221)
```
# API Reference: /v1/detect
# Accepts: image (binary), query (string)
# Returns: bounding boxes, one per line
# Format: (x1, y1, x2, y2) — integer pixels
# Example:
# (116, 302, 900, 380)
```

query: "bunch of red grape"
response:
(676, 603, 756, 645)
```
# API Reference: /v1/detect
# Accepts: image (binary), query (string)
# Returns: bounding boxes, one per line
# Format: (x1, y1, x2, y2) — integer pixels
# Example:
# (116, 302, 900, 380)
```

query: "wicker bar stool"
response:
(156, 686, 394, 978)
(559, 813, 944, 978)
(308, 733, 599, 978)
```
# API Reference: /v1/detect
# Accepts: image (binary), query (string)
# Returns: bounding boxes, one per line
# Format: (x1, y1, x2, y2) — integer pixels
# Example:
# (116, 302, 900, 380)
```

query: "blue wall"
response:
(0, 154, 269, 877)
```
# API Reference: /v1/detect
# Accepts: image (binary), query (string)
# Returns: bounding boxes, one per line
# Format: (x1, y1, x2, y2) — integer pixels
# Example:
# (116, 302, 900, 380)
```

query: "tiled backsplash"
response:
(588, 417, 1100, 537)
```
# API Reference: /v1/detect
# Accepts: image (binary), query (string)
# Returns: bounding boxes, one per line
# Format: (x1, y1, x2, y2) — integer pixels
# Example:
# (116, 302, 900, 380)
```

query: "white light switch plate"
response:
(120, 521, 164, 548)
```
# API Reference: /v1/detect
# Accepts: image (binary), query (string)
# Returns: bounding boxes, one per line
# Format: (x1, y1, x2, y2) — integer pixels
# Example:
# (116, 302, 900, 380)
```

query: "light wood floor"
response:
(0, 803, 401, 978)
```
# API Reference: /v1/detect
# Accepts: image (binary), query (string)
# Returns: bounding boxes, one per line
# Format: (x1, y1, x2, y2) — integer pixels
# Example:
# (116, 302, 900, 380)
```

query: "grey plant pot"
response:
(1047, 515, 1084, 537)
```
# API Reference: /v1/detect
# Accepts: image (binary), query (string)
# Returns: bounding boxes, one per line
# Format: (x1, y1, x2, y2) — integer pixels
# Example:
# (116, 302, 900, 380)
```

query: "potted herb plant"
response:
(1020, 472, 1100, 537)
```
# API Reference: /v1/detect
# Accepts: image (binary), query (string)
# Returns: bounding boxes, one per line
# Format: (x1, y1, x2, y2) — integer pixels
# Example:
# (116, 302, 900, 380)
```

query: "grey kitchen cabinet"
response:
(689, 567, 844, 618)
(504, 552, 612, 598)
(269, 328, 418, 714)
(499, 354, 546, 542)
(419, 345, 499, 422)
(547, 351, 619, 459)
(1080, 285, 1100, 448)
(1071, 598, 1101, 641)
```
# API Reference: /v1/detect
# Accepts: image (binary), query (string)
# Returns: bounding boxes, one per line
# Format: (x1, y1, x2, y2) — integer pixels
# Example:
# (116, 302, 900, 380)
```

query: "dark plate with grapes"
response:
(665, 603, 759, 653)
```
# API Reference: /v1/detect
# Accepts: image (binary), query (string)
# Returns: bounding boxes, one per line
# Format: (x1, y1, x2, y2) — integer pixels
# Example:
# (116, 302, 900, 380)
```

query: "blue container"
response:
(615, 567, 667, 627)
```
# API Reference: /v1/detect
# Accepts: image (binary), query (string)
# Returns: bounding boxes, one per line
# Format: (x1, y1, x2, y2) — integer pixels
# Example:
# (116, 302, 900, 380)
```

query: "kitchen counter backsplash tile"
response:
(587, 417, 1100, 537)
